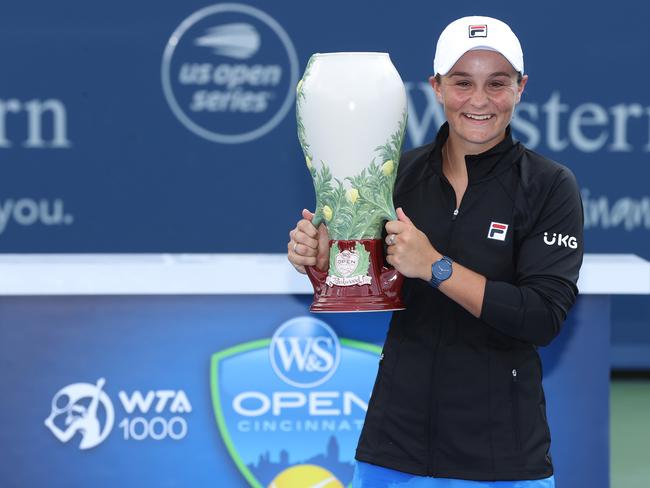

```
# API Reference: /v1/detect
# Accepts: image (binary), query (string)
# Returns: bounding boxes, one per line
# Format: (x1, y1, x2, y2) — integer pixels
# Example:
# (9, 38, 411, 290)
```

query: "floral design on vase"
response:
(296, 57, 407, 239)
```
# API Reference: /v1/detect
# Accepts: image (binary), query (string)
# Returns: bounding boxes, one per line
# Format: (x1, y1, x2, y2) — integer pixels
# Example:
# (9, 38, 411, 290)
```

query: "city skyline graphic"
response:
(248, 435, 354, 486)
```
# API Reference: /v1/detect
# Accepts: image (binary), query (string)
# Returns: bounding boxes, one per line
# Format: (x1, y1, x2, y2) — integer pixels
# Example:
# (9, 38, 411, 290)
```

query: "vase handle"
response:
(305, 265, 328, 295)
(380, 265, 404, 293)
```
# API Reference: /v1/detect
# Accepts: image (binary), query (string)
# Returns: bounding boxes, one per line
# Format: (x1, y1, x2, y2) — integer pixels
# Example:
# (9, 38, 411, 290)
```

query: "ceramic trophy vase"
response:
(296, 52, 408, 312)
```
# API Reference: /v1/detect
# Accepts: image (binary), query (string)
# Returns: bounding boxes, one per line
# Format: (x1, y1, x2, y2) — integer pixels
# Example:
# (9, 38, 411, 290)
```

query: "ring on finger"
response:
(388, 234, 396, 246)
(293, 242, 299, 253)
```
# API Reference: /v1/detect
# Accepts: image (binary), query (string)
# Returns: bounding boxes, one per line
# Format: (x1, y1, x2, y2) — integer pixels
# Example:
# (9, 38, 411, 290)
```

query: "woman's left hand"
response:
(385, 207, 441, 281)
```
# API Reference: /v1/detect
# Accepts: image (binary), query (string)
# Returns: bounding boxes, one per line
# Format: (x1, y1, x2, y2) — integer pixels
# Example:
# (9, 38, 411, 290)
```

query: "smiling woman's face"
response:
(431, 49, 527, 154)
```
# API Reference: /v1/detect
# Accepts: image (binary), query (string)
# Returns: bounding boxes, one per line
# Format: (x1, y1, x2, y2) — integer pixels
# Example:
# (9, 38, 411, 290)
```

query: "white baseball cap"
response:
(433, 16, 524, 76)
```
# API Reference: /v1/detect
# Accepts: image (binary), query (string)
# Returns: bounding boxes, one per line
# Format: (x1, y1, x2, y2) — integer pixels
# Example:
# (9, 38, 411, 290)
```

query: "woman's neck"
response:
(443, 129, 507, 177)
(443, 139, 466, 177)
(445, 127, 506, 160)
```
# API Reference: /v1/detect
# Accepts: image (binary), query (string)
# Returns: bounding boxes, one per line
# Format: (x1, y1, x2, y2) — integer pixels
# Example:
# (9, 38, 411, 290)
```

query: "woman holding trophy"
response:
(288, 16, 583, 488)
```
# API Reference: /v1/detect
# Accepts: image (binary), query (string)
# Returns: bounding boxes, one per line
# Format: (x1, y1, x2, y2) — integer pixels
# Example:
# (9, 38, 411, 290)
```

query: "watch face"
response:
(433, 259, 452, 280)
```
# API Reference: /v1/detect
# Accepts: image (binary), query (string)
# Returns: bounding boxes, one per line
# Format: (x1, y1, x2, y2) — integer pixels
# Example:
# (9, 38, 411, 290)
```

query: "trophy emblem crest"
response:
(336, 250, 358, 277)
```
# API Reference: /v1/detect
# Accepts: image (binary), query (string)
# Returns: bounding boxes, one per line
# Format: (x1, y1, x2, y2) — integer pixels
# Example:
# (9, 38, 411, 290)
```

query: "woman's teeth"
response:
(463, 113, 493, 120)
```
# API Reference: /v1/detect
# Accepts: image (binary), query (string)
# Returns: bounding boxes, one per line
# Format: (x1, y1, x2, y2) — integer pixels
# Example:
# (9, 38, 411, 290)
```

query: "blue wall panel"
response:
(0, 295, 609, 487)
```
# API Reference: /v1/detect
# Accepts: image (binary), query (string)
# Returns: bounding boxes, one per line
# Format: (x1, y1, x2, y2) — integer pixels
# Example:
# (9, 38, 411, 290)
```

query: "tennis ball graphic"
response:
(268, 464, 343, 488)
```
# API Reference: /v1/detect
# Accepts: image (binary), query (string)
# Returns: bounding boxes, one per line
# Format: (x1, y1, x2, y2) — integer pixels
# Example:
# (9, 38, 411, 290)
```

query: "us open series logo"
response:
(161, 3, 299, 144)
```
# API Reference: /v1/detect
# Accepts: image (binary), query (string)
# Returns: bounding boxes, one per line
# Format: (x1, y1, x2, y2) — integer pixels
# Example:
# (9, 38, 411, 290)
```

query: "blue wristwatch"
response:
(429, 256, 453, 288)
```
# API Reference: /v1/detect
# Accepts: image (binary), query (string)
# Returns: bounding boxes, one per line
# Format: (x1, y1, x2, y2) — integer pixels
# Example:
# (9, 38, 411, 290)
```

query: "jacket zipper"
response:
(427, 178, 466, 476)
(426, 321, 443, 476)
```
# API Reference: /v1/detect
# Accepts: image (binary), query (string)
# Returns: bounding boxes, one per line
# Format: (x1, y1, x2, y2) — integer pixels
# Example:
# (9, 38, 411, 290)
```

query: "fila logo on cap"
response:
(488, 222, 508, 241)
(469, 24, 487, 38)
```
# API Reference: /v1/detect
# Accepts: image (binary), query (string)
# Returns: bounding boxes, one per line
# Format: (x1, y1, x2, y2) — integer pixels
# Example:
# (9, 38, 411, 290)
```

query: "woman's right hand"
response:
(287, 209, 329, 274)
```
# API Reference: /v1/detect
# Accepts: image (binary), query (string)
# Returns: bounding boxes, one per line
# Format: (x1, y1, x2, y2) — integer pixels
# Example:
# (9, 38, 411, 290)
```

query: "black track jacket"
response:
(356, 123, 584, 481)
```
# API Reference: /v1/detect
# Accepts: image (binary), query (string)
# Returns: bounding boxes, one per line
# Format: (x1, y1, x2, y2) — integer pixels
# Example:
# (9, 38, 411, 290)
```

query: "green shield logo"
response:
(210, 317, 381, 487)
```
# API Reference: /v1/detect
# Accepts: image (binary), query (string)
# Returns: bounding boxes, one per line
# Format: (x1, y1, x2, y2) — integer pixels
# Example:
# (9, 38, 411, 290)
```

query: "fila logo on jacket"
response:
(487, 222, 508, 241)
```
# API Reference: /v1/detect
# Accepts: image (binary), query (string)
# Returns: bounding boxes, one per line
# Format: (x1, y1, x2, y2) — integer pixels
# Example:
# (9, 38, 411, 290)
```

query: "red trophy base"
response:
(305, 239, 405, 313)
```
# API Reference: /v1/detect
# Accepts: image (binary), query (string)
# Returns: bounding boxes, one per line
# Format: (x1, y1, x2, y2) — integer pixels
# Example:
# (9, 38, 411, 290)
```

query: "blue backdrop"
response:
(0, 2, 645, 486)
(0, 1, 648, 256)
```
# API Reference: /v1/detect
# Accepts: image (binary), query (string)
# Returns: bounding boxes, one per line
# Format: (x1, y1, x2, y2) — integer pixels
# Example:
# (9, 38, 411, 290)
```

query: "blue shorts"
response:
(352, 462, 555, 488)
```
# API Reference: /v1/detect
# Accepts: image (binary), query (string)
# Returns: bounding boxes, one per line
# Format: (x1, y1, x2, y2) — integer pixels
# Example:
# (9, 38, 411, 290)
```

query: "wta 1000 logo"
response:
(162, 3, 299, 144)
(44, 378, 192, 450)
(211, 317, 381, 487)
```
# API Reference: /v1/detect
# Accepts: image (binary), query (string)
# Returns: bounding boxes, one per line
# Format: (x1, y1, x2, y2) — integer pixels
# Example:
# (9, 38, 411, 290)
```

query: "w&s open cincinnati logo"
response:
(211, 316, 380, 487)
(162, 3, 299, 144)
